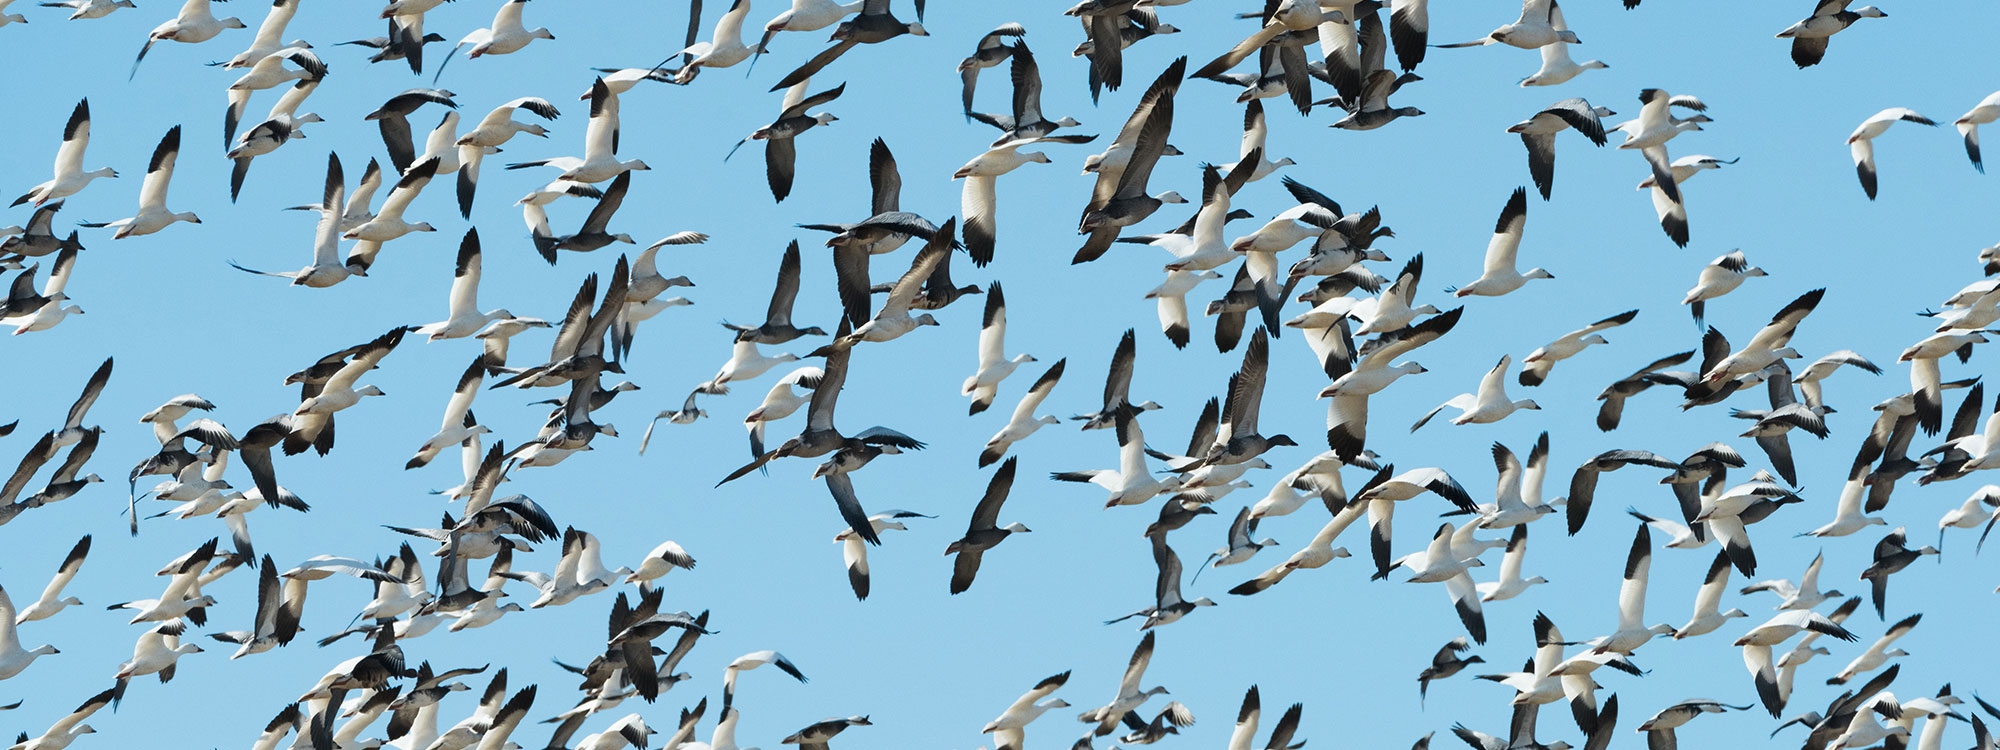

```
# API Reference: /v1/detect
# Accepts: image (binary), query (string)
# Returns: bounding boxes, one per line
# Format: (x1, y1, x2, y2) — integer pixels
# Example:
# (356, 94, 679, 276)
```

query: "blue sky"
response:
(2, 0, 1998, 747)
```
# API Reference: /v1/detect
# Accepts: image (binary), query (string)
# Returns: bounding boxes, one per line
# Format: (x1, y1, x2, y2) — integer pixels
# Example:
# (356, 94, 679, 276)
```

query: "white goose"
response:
(508, 79, 649, 184)
(8, 687, 111, 750)
(436, 0, 554, 81)
(1519, 310, 1636, 387)
(228, 152, 351, 288)
(405, 359, 487, 470)
(1438, 0, 1581, 49)
(12, 99, 116, 209)
(980, 359, 1064, 468)
(1518, 5, 1603, 86)
(1230, 500, 1361, 595)
(416, 229, 520, 341)
(1955, 90, 2000, 172)
(1848, 107, 1938, 200)
(698, 340, 801, 395)
(964, 283, 1035, 415)
(79, 127, 198, 239)
(1449, 188, 1550, 297)
(984, 671, 1071, 750)
(744, 366, 824, 458)
(1683, 250, 1766, 329)
(0, 586, 59, 680)
(14, 536, 90, 625)
(1584, 524, 1677, 654)
(4, 246, 85, 335)
(674, 0, 759, 83)
(1054, 411, 1182, 509)
(220, 0, 303, 68)
(1412, 355, 1541, 430)
(344, 156, 439, 242)
(1476, 526, 1545, 602)
(131, 0, 246, 78)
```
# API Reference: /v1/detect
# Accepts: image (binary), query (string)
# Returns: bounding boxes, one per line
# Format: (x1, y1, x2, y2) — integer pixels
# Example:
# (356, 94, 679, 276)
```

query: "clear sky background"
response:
(2, 0, 1998, 748)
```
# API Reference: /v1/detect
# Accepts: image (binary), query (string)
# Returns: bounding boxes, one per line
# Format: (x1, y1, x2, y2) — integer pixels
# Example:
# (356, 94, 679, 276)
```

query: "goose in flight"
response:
(1077, 631, 1168, 737)
(671, 0, 760, 83)
(14, 535, 90, 624)
(365, 87, 458, 177)
(1826, 613, 1919, 685)
(1448, 188, 1550, 297)
(1700, 288, 1824, 385)
(343, 156, 440, 243)
(508, 79, 650, 185)
(1519, 5, 1604, 87)
(956, 23, 1025, 115)
(729, 79, 844, 203)
(1683, 250, 1766, 330)
(42, 0, 136, 20)
(1439, 0, 1581, 49)
(1106, 536, 1216, 630)
(981, 359, 1065, 468)
(1848, 107, 1937, 200)
(1615, 88, 1707, 208)
(1859, 527, 1937, 619)
(433, 0, 555, 84)
(79, 126, 198, 239)
(1955, 90, 2000, 172)
(1520, 309, 1636, 387)
(8, 686, 113, 750)
(1075, 58, 1189, 264)
(1639, 154, 1737, 247)
(947, 457, 1029, 595)
(225, 76, 325, 202)
(1475, 525, 1546, 603)
(0, 585, 59, 680)
(983, 670, 1071, 750)
(229, 153, 352, 288)
(766, 0, 927, 93)
(1777, 0, 1887, 68)
(1054, 410, 1181, 509)
(12, 99, 116, 209)
(1582, 524, 1678, 654)
(1674, 551, 1747, 640)
(416, 229, 526, 341)
(1412, 355, 1542, 431)
(964, 283, 1035, 415)
(1508, 98, 1608, 201)
(131, 0, 246, 79)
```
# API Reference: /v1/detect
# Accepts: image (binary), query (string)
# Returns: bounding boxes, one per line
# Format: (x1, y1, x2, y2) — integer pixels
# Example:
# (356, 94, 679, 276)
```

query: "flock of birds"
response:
(1, 0, 1999, 748)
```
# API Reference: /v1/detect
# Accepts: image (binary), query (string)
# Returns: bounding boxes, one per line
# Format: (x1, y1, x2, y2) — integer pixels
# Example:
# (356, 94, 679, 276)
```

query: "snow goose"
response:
(1939, 484, 1999, 551)
(509, 528, 631, 608)
(1568, 450, 1680, 536)
(1509, 98, 1608, 200)
(1075, 58, 1189, 264)
(969, 42, 1084, 147)
(745, 366, 824, 458)
(941, 457, 1031, 595)
(1195, 506, 1278, 582)
(1161, 158, 1258, 275)
(766, 0, 927, 93)
(131, 0, 246, 78)
(1221, 101, 1295, 182)
(1184, 329, 1294, 469)
(620, 539, 696, 590)
(829, 227, 948, 348)
(531, 172, 638, 264)
(980, 359, 1064, 467)
(1106, 536, 1215, 630)
(1229, 180, 1340, 257)
(1777, 1, 1886, 68)
(78, 127, 198, 240)
(1470, 442, 1554, 530)
(228, 155, 347, 283)
(1828, 613, 1918, 685)
(416, 230, 518, 341)
(0, 585, 59, 680)
(698, 340, 800, 395)
(963, 283, 1034, 415)
(1412, 354, 1541, 430)
(714, 321, 924, 485)
(458, 96, 557, 150)
(957, 23, 1025, 114)
(508, 79, 648, 185)
(404, 359, 487, 470)
(1475, 611, 1570, 705)
(434, 0, 553, 82)
(1440, 0, 1580, 49)
(671, 0, 758, 84)
(1860, 527, 1936, 618)
(1955, 90, 2000, 172)
(2, 245, 83, 335)
(1330, 68, 1426, 131)
(369, 88, 458, 177)
(0, 202, 81, 259)
(490, 258, 630, 390)
(1354, 463, 1477, 577)
(984, 671, 1071, 750)
(293, 326, 402, 425)
(1583, 524, 1677, 654)
(1393, 524, 1487, 644)
(760, 0, 863, 41)
(224, 45, 324, 145)
(1702, 288, 1824, 384)
(781, 716, 869, 748)
(10, 687, 111, 750)
(1519, 10, 1604, 87)
(1074, 329, 1162, 430)
(1635, 154, 1735, 247)
(1448, 188, 1549, 297)
(1670, 551, 1746, 640)
(344, 156, 439, 243)
(1190, 0, 1322, 115)
(113, 618, 205, 697)
(43, 0, 135, 20)
(14, 535, 89, 625)
(1615, 89, 1707, 207)
(832, 509, 929, 600)
(1147, 269, 1224, 349)
(1520, 310, 1635, 387)
(729, 78, 843, 202)
(958, 134, 1093, 267)
(721, 650, 807, 709)
(1417, 639, 1482, 706)
(11, 100, 116, 209)
(1792, 350, 1879, 410)
(1077, 631, 1169, 737)
(1849, 107, 1937, 199)
(1803, 476, 1885, 538)
(1477, 525, 1547, 604)
(1229, 494, 1360, 595)
(1054, 410, 1180, 508)
(1637, 699, 1749, 750)
(220, 0, 306, 70)
(1683, 250, 1765, 330)
(207, 555, 300, 659)
(225, 77, 325, 202)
